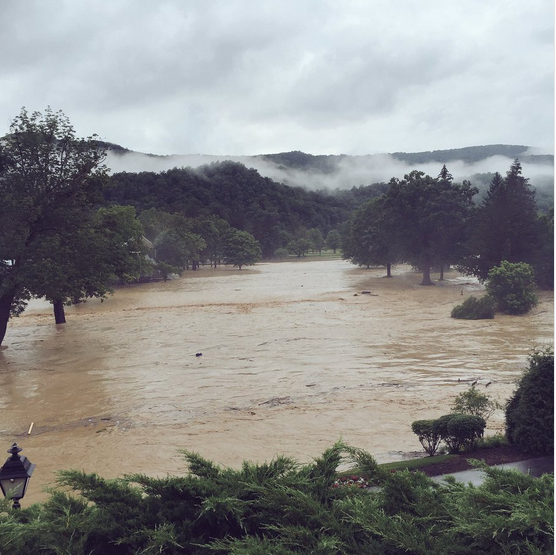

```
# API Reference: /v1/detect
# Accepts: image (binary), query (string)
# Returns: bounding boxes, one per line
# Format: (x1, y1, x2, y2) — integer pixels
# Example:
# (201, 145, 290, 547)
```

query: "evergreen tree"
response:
(533, 207, 554, 289)
(438, 164, 453, 182)
(462, 160, 540, 281)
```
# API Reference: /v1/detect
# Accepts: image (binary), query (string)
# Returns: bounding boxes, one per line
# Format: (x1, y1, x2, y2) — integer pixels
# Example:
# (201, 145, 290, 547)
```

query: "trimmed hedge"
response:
(445, 414, 486, 452)
(411, 420, 441, 456)
(413, 414, 486, 454)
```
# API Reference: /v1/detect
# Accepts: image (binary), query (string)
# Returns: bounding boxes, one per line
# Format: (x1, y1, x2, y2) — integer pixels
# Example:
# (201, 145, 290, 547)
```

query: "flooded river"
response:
(0, 259, 552, 504)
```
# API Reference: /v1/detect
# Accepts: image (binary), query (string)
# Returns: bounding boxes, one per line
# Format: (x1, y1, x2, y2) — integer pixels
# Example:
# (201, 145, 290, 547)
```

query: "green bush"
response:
(505, 347, 554, 455)
(273, 247, 290, 260)
(451, 295, 495, 319)
(432, 414, 454, 440)
(476, 433, 509, 449)
(446, 414, 486, 452)
(451, 385, 500, 422)
(486, 261, 538, 314)
(433, 414, 486, 453)
(411, 420, 441, 456)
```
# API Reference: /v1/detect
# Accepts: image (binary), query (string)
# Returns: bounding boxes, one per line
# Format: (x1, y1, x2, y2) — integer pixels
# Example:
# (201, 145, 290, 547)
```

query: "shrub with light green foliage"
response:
(486, 260, 538, 314)
(411, 419, 441, 456)
(451, 295, 495, 319)
(451, 385, 500, 422)
(506, 347, 554, 455)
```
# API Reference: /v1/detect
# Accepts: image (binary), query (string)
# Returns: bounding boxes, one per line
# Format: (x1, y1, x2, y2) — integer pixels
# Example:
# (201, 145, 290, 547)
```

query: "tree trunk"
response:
(53, 300, 66, 324)
(421, 264, 434, 286)
(439, 265, 444, 281)
(386, 263, 392, 278)
(0, 292, 15, 346)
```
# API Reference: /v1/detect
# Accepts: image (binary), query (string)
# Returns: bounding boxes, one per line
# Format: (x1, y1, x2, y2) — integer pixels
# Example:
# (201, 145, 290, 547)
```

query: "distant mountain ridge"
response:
(100, 142, 554, 199)
(101, 142, 552, 167)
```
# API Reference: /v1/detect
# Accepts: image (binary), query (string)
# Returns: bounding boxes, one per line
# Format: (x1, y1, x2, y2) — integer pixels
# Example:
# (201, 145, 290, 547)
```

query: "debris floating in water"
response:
(196, 353, 203, 357)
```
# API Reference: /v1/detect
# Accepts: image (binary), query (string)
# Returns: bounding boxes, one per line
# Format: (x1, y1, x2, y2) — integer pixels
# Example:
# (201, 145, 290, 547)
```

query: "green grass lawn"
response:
(273, 250, 344, 261)
(378, 454, 457, 472)
(338, 454, 457, 479)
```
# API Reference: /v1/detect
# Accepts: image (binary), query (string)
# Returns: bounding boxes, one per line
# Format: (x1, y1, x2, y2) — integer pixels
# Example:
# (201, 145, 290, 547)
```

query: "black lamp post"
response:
(0, 443, 35, 509)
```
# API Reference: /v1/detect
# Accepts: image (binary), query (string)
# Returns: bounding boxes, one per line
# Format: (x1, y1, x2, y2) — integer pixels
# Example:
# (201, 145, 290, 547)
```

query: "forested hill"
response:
(389, 144, 549, 165)
(256, 145, 552, 176)
(257, 144, 547, 169)
(106, 162, 387, 257)
(104, 142, 553, 195)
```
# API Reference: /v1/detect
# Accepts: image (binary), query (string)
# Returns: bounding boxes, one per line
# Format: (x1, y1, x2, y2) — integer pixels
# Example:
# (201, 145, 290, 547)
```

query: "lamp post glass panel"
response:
(0, 443, 35, 508)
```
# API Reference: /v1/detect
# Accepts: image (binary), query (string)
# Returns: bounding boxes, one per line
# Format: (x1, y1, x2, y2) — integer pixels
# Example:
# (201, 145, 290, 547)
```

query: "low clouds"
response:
(0, 0, 553, 156)
(106, 150, 554, 195)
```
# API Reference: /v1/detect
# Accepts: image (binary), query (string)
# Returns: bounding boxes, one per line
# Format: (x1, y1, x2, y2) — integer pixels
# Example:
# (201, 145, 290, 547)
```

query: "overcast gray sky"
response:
(1, 0, 553, 156)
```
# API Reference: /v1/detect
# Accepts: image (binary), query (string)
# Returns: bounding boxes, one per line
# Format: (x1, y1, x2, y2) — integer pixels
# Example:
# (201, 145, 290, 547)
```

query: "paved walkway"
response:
(431, 456, 554, 485)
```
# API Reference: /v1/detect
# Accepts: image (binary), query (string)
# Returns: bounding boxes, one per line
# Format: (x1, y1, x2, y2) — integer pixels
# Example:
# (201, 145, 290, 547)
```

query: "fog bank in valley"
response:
(106, 149, 554, 193)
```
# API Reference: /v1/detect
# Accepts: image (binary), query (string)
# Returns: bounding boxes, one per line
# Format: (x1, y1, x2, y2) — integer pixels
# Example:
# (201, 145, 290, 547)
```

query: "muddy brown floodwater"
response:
(0, 260, 553, 505)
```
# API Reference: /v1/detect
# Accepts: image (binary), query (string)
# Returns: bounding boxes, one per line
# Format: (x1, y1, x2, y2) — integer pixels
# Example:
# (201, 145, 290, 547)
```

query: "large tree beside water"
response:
(379, 170, 477, 285)
(0, 108, 146, 344)
(344, 160, 552, 290)
(342, 196, 398, 276)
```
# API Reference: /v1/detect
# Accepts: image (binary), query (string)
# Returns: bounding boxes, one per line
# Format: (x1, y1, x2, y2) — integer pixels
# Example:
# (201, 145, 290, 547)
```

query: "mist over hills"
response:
(104, 143, 554, 197)
(101, 143, 553, 258)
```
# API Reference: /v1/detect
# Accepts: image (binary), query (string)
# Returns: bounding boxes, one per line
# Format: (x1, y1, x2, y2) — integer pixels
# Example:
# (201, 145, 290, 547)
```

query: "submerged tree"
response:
(486, 260, 538, 315)
(223, 229, 262, 269)
(382, 170, 477, 285)
(343, 197, 399, 276)
(22, 206, 150, 324)
(0, 108, 108, 344)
